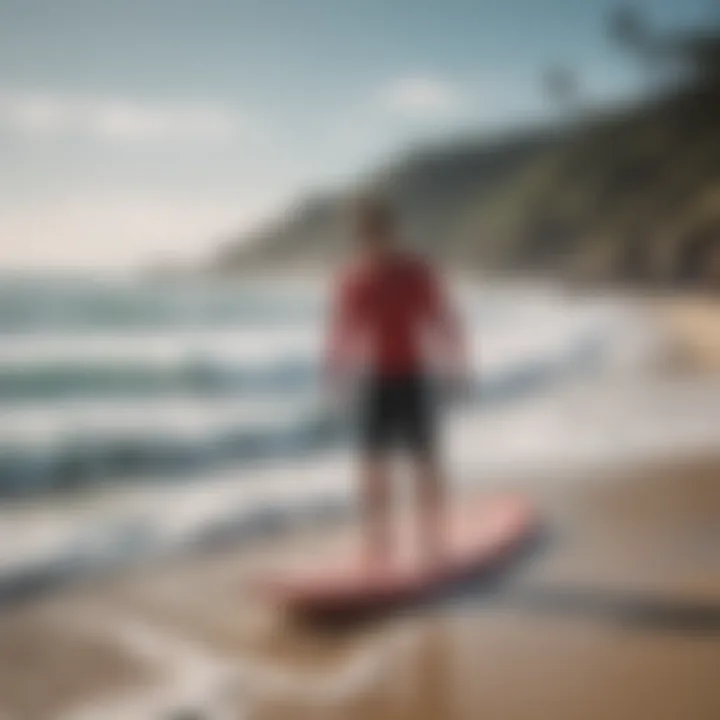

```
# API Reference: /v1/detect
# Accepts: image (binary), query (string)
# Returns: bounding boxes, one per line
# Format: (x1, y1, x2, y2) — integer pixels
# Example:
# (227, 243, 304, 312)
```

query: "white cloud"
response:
(0, 89, 241, 142)
(378, 76, 466, 119)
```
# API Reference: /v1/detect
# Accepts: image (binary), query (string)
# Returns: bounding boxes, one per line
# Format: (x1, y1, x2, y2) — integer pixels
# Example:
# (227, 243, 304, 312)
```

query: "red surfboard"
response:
(257, 495, 537, 619)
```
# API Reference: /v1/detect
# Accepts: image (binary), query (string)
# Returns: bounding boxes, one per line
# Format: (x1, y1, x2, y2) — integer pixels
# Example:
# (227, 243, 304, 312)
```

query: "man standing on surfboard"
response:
(326, 196, 467, 568)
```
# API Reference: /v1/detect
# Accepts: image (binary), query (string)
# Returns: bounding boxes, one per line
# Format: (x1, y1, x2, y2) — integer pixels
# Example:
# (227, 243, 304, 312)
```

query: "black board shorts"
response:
(359, 374, 436, 457)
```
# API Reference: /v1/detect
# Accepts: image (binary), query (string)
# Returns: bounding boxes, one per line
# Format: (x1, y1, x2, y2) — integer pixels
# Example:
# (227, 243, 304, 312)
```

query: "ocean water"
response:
(0, 276, 621, 499)
(2, 274, 719, 597)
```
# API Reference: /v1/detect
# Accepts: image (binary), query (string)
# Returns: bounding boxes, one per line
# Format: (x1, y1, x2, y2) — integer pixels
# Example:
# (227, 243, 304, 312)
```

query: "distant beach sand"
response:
(0, 295, 719, 720)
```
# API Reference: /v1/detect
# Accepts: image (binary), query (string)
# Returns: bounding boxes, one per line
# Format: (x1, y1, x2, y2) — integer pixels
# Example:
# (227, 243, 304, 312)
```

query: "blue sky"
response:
(0, 0, 713, 269)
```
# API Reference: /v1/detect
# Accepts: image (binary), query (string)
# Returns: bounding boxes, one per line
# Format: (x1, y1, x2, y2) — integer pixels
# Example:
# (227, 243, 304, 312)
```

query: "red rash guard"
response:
(326, 252, 461, 379)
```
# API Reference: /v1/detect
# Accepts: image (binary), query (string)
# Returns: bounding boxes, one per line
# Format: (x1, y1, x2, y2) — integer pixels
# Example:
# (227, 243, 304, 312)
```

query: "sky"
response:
(0, 0, 714, 270)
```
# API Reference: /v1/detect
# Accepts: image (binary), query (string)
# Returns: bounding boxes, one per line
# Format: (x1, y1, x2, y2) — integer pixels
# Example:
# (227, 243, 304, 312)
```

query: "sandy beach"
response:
(0, 295, 719, 720)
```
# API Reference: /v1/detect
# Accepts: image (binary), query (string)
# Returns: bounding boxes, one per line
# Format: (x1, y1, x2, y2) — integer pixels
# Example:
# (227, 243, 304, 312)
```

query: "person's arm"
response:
(422, 266, 469, 380)
(324, 271, 362, 387)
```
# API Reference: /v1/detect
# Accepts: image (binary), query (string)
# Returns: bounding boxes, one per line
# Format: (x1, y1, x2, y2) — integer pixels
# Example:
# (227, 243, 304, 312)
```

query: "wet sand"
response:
(1, 297, 719, 720)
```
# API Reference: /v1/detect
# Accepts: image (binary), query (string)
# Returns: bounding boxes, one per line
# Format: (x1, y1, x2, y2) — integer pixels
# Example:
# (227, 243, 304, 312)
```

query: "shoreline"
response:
(0, 292, 718, 720)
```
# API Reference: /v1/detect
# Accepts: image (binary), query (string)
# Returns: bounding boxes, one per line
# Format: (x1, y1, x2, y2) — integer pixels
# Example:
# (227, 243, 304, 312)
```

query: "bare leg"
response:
(360, 455, 393, 570)
(413, 455, 446, 568)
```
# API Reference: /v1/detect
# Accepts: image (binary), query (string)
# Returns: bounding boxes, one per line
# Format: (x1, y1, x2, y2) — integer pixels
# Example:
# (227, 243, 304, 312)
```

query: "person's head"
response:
(351, 195, 398, 256)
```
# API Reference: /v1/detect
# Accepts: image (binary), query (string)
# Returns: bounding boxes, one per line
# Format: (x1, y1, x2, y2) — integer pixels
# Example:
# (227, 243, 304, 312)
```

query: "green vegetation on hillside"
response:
(214, 8, 720, 286)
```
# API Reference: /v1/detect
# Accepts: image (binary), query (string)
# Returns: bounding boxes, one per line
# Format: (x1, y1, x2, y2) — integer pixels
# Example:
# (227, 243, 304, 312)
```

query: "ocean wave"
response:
(0, 404, 345, 498)
(0, 279, 646, 503)
(0, 340, 603, 499)
(0, 357, 319, 402)
(0, 277, 323, 333)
